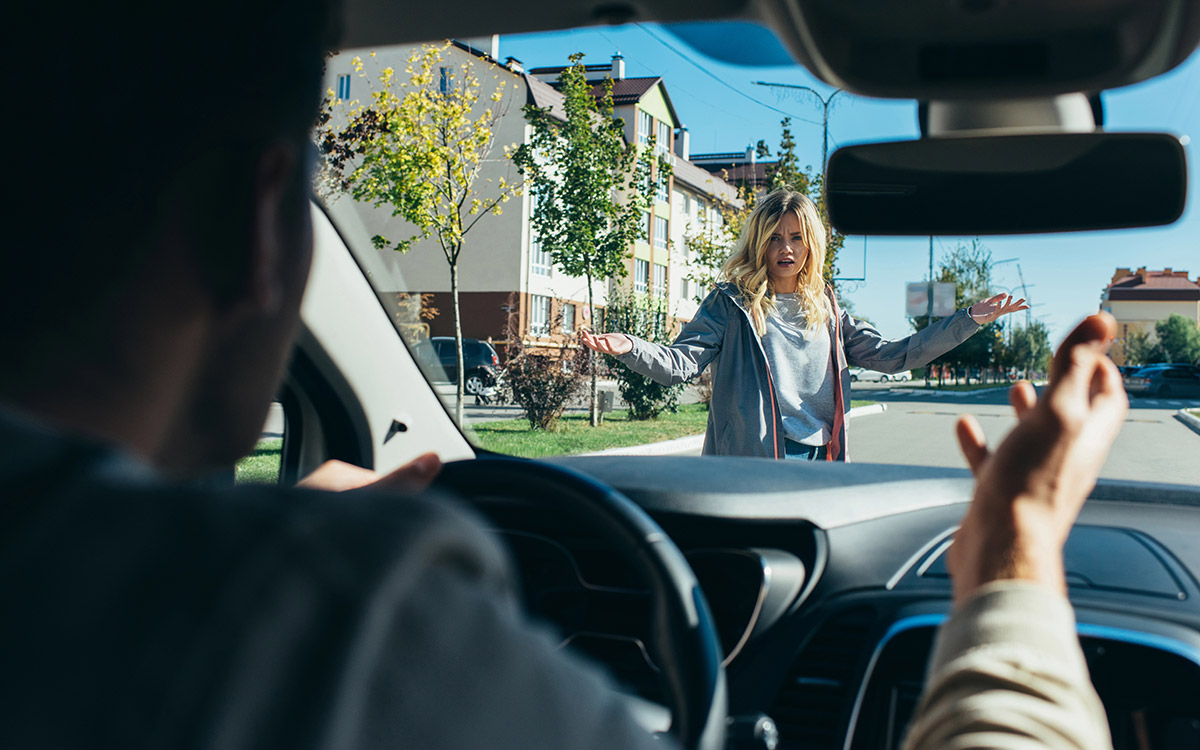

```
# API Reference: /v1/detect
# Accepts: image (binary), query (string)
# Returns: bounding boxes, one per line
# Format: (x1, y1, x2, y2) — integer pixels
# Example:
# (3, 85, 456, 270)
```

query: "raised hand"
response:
(579, 329, 633, 356)
(968, 293, 1030, 325)
(948, 313, 1127, 605)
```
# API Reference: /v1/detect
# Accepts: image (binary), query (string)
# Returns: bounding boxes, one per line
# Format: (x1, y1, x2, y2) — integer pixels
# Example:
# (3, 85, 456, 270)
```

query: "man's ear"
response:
(245, 141, 301, 315)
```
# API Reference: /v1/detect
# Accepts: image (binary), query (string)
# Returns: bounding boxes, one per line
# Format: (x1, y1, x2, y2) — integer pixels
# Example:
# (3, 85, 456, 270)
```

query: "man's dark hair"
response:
(5, 2, 339, 389)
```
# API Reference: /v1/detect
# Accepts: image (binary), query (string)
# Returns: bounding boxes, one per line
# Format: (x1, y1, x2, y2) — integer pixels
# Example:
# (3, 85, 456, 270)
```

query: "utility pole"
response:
(751, 82, 846, 225)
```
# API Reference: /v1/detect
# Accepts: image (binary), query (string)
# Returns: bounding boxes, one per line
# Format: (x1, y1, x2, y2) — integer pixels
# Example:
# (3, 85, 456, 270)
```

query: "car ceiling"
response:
(340, 0, 1200, 99)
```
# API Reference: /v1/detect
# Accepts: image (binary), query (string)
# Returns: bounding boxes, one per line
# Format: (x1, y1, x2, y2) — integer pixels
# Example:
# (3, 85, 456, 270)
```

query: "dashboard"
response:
(462, 455, 1200, 750)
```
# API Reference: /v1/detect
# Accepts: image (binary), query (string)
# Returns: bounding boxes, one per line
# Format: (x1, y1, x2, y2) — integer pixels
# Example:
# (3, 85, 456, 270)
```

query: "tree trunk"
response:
(587, 272, 601, 427)
(451, 257, 465, 428)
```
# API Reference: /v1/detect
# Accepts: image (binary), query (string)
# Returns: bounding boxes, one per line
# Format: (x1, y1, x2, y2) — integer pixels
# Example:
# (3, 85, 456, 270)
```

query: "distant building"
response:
(690, 147, 774, 191)
(1100, 267, 1200, 365)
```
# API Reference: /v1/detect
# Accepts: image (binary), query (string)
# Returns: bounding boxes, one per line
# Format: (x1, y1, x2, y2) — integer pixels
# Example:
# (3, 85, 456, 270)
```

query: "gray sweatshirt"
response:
(616, 283, 981, 459)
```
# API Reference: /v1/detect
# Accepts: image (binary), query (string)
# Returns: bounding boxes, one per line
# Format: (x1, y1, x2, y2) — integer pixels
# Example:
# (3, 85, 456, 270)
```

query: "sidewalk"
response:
(582, 402, 888, 457)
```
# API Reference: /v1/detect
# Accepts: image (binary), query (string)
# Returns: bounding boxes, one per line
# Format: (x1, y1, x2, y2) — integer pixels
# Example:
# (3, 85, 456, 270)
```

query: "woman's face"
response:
(763, 211, 809, 293)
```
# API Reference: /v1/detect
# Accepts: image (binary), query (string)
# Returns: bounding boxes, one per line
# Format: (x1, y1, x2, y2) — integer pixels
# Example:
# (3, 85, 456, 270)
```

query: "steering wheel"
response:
(435, 455, 727, 750)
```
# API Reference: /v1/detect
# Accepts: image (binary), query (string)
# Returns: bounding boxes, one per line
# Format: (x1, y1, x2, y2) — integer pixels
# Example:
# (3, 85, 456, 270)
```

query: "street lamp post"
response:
(751, 81, 847, 226)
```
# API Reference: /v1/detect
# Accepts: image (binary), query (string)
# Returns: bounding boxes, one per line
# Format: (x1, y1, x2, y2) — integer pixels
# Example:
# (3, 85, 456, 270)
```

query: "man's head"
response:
(5, 2, 338, 473)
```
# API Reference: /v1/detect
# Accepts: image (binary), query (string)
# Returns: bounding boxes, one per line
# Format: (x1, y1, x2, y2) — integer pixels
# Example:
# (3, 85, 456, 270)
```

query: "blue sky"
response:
(499, 23, 1200, 345)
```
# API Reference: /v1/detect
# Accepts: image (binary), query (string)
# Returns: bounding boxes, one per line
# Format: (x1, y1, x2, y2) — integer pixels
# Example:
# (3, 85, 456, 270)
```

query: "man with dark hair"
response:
(1, 3, 1118, 749)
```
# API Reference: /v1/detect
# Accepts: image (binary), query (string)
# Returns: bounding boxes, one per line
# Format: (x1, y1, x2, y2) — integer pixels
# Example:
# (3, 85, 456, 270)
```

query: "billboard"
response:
(906, 282, 957, 318)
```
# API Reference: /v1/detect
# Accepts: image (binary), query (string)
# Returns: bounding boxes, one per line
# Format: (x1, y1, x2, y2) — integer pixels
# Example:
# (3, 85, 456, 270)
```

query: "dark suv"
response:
(1123, 363, 1200, 398)
(411, 337, 500, 395)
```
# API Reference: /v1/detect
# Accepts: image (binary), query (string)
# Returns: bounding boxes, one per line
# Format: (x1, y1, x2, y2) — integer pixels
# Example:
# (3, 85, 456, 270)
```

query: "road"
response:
(847, 382, 1200, 485)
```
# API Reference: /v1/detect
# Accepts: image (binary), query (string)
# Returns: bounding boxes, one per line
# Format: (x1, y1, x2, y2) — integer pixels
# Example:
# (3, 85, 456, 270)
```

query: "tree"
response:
(1153, 314, 1200, 364)
(602, 288, 684, 420)
(316, 43, 522, 427)
(514, 53, 660, 427)
(909, 239, 998, 383)
(682, 185, 755, 304)
(1123, 328, 1155, 366)
(1002, 321, 1052, 378)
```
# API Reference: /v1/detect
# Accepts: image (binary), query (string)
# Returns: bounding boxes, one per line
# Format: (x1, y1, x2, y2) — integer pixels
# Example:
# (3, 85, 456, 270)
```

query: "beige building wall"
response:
(1104, 299, 1200, 365)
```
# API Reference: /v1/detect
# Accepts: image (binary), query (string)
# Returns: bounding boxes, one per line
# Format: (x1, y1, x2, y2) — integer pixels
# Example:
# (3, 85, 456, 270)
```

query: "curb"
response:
(847, 402, 887, 419)
(1176, 409, 1200, 437)
(580, 402, 888, 457)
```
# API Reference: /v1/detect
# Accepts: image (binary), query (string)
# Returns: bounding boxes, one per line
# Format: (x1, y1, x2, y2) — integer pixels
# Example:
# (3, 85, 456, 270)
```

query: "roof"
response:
(531, 74, 681, 128)
(523, 73, 567, 121)
(672, 158, 740, 204)
(694, 160, 773, 187)
(1105, 267, 1200, 301)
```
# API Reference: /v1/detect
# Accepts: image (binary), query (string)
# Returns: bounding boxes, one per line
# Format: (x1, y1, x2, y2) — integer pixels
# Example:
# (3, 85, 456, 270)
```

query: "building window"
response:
(653, 264, 667, 298)
(653, 216, 668, 250)
(656, 170, 670, 203)
(530, 193, 551, 276)
(439, 66, 457, 94)
(530, 239, 551, 277)
(529, 295, 551, 336)
(681, 275, 689, 300)
(634, 259, 649, 294)
(643, 211, 652, 241)
(336, 74, 351, 99)
(561, 302, 576, 333)
(638, 110, 653, 147)
(657, 121, 670, 155)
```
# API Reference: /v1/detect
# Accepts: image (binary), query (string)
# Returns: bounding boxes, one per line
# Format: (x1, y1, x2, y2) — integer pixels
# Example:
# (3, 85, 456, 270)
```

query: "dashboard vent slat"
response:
(771, 607, 874, 749)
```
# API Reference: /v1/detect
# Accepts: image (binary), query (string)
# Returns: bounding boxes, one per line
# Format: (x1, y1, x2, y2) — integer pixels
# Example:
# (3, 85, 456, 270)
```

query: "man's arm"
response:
(904, 313, 1125, 750)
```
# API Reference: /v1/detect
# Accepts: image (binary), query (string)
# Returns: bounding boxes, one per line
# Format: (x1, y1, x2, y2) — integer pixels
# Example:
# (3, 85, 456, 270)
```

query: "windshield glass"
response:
(316, 23, 1200, 485)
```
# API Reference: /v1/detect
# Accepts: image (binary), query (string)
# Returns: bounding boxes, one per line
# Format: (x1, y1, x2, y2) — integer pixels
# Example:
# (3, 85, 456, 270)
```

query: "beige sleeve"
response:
(902, 582, 1112, 750)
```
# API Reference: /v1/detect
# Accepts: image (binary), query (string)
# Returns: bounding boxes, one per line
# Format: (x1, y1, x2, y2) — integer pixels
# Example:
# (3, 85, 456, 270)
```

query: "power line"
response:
(634, 23, 823, 127)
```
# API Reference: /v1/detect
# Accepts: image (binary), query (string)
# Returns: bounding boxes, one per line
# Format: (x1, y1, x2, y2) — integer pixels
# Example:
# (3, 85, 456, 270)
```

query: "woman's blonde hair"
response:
(722, 187, 830, 335)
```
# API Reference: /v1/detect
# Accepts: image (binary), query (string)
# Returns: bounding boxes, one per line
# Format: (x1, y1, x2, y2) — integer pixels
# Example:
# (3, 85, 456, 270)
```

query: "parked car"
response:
(1123, 363, 1200, 397)
(411, 336, 500, 395)
(848, 367, 911, 383)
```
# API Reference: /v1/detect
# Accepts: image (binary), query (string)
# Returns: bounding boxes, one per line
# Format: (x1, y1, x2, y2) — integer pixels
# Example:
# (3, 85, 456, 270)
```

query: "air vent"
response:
(771, 607, 875, 749)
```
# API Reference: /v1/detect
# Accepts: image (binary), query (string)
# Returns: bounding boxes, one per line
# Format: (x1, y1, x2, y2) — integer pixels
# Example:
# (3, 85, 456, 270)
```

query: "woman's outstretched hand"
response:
(968, 293, 1030, 325)
(579, 329, 633, 356)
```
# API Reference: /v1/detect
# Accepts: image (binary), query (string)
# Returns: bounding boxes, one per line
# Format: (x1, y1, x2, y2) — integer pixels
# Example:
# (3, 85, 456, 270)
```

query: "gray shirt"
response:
(762, 294, 837, 446)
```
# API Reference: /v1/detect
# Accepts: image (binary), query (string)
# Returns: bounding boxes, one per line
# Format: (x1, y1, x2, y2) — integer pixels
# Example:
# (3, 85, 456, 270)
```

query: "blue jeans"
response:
(784, 439, 827, 461)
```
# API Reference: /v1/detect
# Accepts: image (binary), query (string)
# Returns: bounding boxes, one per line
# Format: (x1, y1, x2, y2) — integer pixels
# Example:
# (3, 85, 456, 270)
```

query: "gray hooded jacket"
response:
(615, 283, 981, 460)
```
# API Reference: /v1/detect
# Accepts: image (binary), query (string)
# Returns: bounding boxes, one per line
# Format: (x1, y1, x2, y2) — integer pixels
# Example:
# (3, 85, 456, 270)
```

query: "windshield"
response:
(316, 23, 1200, 486)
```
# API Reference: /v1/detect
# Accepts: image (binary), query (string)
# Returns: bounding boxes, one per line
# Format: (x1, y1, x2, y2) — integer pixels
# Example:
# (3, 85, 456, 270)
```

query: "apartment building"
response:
(1100, 267, 1200, 365)
(323, 41, 737, 350)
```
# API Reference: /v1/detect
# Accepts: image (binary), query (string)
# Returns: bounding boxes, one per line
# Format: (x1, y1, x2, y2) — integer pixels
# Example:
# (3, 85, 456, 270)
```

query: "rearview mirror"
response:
(827, 133, 1187, 235)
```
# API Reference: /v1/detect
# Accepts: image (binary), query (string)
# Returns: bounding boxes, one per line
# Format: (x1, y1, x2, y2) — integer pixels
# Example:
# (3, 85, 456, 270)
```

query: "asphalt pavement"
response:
(848, 382, 1200, 485)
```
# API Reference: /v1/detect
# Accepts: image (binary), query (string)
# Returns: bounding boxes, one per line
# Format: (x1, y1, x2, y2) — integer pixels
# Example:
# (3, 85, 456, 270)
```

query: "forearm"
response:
(615, 336, 701, 386)
(903, 582, 1111, 750)
(846, 310, 980, 372)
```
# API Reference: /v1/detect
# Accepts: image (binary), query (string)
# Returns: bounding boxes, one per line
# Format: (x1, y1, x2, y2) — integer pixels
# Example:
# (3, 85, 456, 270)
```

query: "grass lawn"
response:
(236, 401, 884, 473)
(236, 438, 282, 484)
(472, 400, 877, 458)
(1188, 409, 1200, 418)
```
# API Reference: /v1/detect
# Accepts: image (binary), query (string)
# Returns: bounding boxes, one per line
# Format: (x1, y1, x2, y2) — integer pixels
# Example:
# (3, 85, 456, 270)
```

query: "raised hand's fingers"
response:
(1009, 380, 1038, 419)
(955, 415, 990, 477)
(1049, 313, 1117, 385)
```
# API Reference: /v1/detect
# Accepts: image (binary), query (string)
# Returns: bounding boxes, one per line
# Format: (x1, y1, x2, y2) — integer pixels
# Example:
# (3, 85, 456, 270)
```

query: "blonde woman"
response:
(580, 188, 1027, 460)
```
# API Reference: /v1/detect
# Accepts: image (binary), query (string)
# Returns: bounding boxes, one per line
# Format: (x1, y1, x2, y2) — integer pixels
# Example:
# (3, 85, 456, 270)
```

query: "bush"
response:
(603, 288, 684, 421)
(502, 350, 586, 430)
(499, 293, 588, 430)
